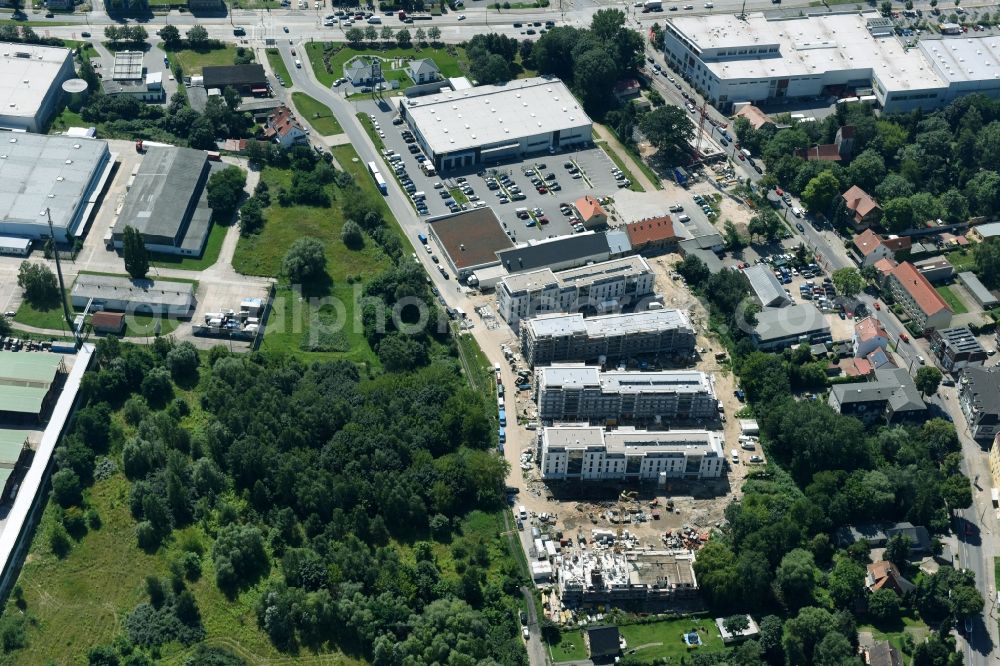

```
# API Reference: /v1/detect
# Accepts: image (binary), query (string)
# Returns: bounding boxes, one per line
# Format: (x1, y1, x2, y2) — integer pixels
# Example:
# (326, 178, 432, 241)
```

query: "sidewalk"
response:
(593, 122, 658, 192)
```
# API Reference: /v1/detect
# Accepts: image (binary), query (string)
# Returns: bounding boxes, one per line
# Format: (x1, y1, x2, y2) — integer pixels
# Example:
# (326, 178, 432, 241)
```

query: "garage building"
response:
(0, 133, 113, 243)
(398, 76, 593, 172)
(70, 274, 196, 317)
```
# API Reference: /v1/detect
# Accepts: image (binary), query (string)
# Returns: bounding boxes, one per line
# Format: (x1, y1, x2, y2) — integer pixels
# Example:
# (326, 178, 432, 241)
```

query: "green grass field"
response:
(14, 296, 72, 332)
(551, 629, 588, 662)
(232, 152, 401, 364)
(168, 44, 236, 75)
(304, 41, 466, 89)
(292, 91, 344, 135)
(265, 47, 292, 87)
(946, 249, 976, 273)
(936, 284, 969, 314)
(618, 617, 726, 661)
(149, 221, 228, 271)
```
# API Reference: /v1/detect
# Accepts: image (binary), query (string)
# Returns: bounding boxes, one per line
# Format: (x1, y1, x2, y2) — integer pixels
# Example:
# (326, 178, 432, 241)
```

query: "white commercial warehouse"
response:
(0, 42, 76, 132)
(662, 11, 1000, 113)
(398, 76, 593, 171)
(0, 133, 114, 243)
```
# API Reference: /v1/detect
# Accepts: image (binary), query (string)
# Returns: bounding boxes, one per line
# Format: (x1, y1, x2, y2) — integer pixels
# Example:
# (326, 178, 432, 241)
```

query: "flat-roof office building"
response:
(110, 146, 213, 256)
(497, 256, 654, 325)
(0, 133, 113, 243)
(540, 425, 725, 482)
(398, 76, 592, 171)
(662, 12, 1000, 113)
(0, 43, 76, 132)
(521, 310, 696, 367)
(537, 364, 718, 424)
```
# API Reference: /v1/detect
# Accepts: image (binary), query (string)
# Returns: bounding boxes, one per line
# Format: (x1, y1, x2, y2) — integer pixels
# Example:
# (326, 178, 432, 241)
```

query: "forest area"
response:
(0, 298, 522, 665)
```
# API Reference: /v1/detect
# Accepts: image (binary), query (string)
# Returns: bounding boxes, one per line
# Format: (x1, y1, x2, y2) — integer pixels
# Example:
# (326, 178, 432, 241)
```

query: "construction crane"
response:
(695, 98, 710, 159)
(615, 490, 637, 552)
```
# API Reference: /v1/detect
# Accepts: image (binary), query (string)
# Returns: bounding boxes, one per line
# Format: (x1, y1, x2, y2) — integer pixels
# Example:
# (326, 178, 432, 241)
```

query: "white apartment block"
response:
(662, 12, 1000, 113)
(496, 256, 654, 325)
(540, 425, 725, 482)
(520, 310, 697, 367)
(537, 364, 717, 423)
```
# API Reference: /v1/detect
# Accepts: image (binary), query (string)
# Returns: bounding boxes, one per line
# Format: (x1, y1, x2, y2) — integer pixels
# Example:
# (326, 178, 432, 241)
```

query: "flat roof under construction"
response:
(539, 364, 713, 395)
(526, 309, 693, 339)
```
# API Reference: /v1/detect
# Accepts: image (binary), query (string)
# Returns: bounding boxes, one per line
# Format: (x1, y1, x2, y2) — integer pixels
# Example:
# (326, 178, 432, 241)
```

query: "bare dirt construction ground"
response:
(477, 256, 763, 551)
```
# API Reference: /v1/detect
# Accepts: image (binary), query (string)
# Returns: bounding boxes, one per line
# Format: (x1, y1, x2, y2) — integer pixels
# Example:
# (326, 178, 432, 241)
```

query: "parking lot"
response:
(359, 98, 632, 239)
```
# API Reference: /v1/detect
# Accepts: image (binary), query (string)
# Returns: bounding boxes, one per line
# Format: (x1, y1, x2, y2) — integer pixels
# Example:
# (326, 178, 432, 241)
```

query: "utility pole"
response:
(45, 208, 80, 348)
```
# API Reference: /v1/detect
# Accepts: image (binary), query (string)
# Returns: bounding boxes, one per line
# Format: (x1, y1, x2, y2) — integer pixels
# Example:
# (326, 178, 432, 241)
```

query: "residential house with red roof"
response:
(625, 216, 682, 254)
(886, 261, 952, 332)
(853, 317, 890, 358)
(854, 229, 911, 266)
(575, 195, 608, 230)
(264, 105, 308, 149)
(842, 186, 882, 231)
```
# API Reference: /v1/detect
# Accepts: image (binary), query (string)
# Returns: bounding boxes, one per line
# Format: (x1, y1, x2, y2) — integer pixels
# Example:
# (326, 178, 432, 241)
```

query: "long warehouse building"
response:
(398, 76, 593, 172)
(0, 133, 113, 243)
(537, 364, 718, 423)
(497, 256, 655, 325)
(540, 425, 725, 482)
(662, 11, 1000, 113)
(521, 310, 696, 367)
(0, 42, 76, 132)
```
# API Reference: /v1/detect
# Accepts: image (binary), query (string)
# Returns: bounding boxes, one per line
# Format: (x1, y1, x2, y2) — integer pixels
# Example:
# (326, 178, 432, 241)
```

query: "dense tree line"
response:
(735, 93, 1000, 234)
(528, 9, 643, 115)
(29, 323, 520, 663)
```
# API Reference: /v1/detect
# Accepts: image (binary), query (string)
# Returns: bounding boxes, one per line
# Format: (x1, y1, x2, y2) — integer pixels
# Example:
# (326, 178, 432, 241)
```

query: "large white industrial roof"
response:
(0, 43, 72, 123)
(0, 133, 109, 234)
(543, 425, 724, 456)
(919, 37, 1000, 83)
(404, 76, 592, 155)
(668, 12, 945, 92)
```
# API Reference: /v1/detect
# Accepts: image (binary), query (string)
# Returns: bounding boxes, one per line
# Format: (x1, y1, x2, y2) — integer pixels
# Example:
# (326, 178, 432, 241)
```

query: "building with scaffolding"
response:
(557, 549, 698, 607)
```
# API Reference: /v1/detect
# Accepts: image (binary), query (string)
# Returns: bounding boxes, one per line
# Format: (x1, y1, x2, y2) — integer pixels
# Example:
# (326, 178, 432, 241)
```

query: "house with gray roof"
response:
(744, 264, 790, 308)
(835, 521, 931, 554)
(752, 303, 831, 350)
(828, 367, 926, 424)
(344, 58, 379, 86)
(407, 58, 440, 83)
(959, 366, 1000, 440)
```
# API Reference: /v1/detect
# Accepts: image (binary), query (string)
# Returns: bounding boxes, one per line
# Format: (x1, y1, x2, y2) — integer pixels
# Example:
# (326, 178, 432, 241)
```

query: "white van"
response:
(678, 214, 691, 222)
(367, 15, 382, 23)
(518, 505, 527, 520)
(413, 191, 426, 200)
(294, 59, 302, 68)
(731, 449, 739, 464)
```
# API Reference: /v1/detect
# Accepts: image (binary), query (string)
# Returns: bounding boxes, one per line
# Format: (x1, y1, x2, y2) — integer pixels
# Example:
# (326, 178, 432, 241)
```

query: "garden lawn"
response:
(266, 48, 292, 87)
(618, 617, 727, 661)
(304, 41, 466, 89)
(935, 284, 969, 314)
(292, 91, 344, 135)
(946, 249, 976, 273)
(14, 295, 72, 332)
(149, 220, 228, 271)
(861, 616, 928, 664)
(168, 44, 236, 75)
(550, 629, 587, 662)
